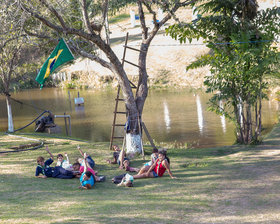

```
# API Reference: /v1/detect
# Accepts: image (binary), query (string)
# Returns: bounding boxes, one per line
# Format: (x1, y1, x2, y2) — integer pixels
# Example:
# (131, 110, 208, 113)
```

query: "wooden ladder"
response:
(109, 33, 156, 151)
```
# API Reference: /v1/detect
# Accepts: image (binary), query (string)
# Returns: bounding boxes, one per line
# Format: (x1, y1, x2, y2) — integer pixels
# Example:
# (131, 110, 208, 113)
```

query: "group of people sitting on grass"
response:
(35, 144, 176, 189)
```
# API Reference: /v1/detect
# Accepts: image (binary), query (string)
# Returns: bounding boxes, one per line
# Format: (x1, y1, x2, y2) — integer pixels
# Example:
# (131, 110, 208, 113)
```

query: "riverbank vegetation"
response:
(1, 123, 280, 223)
(168, 0, 280, 144)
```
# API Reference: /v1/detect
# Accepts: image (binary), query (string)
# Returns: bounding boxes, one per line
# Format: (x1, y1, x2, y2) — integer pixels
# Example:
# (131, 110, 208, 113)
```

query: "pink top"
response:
(80, 166, 96, 176)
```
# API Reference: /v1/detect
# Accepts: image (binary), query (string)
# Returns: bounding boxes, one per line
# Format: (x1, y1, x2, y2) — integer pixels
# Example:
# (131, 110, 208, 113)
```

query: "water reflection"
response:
(0, 88, 278, 148)
(75, 105, 86, 118)
(163, 101, 171, 131)
(196, 94, 204, 134)
(68, 91, 72, 112)
(268, 98, 272, 109)
(219, 100, 226, 133)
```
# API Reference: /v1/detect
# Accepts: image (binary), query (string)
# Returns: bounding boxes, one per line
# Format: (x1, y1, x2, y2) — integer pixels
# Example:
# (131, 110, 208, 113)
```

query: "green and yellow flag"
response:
(36, 38, 74, 88)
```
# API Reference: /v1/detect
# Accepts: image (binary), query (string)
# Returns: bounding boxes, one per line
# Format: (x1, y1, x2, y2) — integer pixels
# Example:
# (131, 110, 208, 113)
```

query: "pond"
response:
(0, 88, 278, 148)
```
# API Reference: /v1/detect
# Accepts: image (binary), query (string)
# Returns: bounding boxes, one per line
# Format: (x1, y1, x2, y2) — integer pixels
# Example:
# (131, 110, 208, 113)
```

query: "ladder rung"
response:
(124, 45, 146, 53)
(113, 136, 124, 139)
(114, 124, 125, 126)
(129, 80, 137, 88)
(115, 98, 125, 101)
(114, 112, 126, 114)
(123, 60, 141, 68)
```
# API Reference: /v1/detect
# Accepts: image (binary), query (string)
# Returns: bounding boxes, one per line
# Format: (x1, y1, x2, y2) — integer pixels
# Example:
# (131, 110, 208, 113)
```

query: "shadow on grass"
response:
(2, 126, 280, 223)
(0, 172, 210, 223)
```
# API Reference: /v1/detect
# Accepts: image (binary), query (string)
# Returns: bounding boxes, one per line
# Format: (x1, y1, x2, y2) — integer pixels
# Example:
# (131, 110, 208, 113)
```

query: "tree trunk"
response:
(246, 101, 252, 143)
(254, 92, 262, 141)
(254, 101, 258, 140)
(93, 36, 139, 127)
(5, 95, 14, 132)
(136, 43, 149, 117)
(104, 14, 110, 45)
(257, 95, 262, 137)
(234, 104, 243, 143)
(237, 100, 246, 143)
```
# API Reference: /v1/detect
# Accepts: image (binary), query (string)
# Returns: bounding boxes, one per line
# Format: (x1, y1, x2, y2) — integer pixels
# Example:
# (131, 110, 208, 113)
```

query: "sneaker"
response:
(99, 176, 106, 182)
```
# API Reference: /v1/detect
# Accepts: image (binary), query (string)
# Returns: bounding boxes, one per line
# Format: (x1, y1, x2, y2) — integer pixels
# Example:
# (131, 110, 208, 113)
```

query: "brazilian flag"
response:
(36, 38, 74, 88)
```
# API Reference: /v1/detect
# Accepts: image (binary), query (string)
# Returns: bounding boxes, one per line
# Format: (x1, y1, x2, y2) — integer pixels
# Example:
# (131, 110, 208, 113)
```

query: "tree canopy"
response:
(167, 0, 280, 144)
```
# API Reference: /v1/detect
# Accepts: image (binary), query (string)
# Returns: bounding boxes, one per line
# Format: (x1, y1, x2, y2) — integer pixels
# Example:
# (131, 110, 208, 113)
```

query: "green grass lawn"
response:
(1, 126, 280, 224)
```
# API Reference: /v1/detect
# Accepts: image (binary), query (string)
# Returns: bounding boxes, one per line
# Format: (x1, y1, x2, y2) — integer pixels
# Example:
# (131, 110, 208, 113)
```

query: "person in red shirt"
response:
(133, 151, 176, 179)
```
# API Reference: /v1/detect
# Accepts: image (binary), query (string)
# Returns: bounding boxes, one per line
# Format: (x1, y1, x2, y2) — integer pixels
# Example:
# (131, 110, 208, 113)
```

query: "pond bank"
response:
(1, 123, 280, 223)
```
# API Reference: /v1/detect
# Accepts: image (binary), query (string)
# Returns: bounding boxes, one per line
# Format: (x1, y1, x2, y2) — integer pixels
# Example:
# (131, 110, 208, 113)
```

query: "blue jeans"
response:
(152, 171, 158, 178)
(86, 156, 95, 168)
(52, 166, 74, 179)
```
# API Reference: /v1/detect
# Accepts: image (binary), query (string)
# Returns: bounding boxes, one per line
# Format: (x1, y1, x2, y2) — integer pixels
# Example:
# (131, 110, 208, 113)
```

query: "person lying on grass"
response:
(74, 146, 105, 181)
(107, 145, 139, 172)
(115, 173, 134, 187)
(73, 162, 105, 182)
(77, 145, 95, 168)
(106, 145, 121, 164)
(79, 153, 95, 189)
(56, 153, 73, 171)
(133, 151, 176, 179)
(35, 146, 75, 179)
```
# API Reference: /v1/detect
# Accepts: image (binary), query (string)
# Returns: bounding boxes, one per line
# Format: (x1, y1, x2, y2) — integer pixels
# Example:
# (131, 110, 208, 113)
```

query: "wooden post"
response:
(64, 112, 68, 136)
(68, 116, 72, 136)
(68, 91, 72, 112)
(142, 122, 156, 149)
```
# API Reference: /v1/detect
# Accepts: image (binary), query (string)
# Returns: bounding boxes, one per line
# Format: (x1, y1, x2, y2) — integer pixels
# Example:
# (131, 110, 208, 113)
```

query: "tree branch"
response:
(142, 1, 158, 28)
(20, 2, 64, 33)
(79, 0, 94, 34)
(0, 35, 26, 49)
(101, 0, 109, 28)
(20, 2, 99, 43)
(180, 0, 196, 7)
(138, 1, 148, 40)
(7, 49, 18, 89)
(23, 26, 57, 43)
(39, 0, 68, 31)
(68, 40, 114, 72)
(146, 0, 198, 43)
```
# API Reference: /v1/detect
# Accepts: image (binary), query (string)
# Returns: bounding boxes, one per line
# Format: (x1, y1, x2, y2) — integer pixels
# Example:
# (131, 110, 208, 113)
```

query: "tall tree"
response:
(18, 0, 196, 136)
(134, 0, 197, 116)
(0, 0, 26, 132)
(167, 0, 280, 144)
